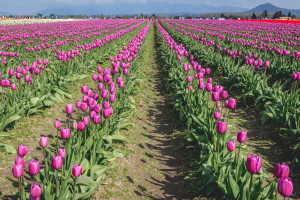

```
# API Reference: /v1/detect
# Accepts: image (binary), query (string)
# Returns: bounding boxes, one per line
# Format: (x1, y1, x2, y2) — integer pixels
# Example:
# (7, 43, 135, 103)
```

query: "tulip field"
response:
(0, 18, 299, 199)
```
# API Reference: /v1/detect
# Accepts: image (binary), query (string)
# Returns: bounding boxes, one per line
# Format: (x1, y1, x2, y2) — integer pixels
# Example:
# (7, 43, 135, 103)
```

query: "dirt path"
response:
(94, 23, 193, 200)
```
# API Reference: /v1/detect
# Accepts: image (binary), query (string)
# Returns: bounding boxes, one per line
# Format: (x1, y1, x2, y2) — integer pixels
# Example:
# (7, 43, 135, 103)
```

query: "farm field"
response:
(0, 18, 299, 199)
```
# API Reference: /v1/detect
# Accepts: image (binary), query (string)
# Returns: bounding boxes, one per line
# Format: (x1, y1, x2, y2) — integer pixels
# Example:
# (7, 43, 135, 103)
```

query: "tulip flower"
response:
(236, 130, 247, 160)
(28, 160, 40, 182)
(212, 92, 219, 101)
(227, 140, 236, 152)
(216, 121, 227, 134)
(12, 164, 24, 178)
(15, 156, 25, 167)
(61, 128, 70, 140)
(72, 164, 83, 199)
(278, 177, 293, 197)
(227, 140, 236, 171)
(246, 154, 261, 199)
(40, 136, 48, 148)
(101, 89, 108, 98)
(275, 163, 289, 178)
(12, 164, 24, 197)
(213, 111, 221, 120)
(81, 85, 88, 94)
(17, 145, 29, 157)
(52, 156, 62, 197)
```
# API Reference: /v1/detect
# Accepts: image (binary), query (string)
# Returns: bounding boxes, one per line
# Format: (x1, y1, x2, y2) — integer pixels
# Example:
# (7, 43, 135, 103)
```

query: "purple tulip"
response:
(216, 121, 227, 134)
(54, 120, 61, 129)
(237, 130, 247, 143)
(186, 76, 192, 82)
(246, 154, 261, 174)
(80, 102, 88, 111)
(101, 89, 108, 98)
(213, 111, 221, 120)
(15, 156, 25, 167)
(77, 121, 85, 131)
(58, 148, 66, 159)
(28, 160, 40, 175)
(212, 92, 219, 101)
(72, 164, 82, 177)
(83, 116, 89, 125)
(52, 156, 62, 170)
(12, 164, 24, 178)
(40, 136, 48, 148)
(275, 163, 289, 178)
(221, 90, 228, 99)
(278, 177, 293, 197)
(81, 85, 88, 94)
(66, 104, 73, 114)
(61, 128, 70, 140)
(228, 98, 236, 109)
(227, 140, 236, 152)
(205, 83, 212, 92)
(93, 115, 101, 124)
(17, 145, 29, 157)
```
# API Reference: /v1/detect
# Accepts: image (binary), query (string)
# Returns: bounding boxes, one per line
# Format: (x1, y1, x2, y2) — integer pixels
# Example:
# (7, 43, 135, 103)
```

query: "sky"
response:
(1, 0, 300, 14)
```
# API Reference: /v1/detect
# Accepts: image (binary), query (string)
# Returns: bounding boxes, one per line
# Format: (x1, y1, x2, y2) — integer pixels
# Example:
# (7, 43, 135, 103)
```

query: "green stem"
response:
(56, 170, 59, 198)
(56, 129, 59, 153)
(248, 173, 253, 200)
(18, 178, 21, 199)
(43, 148, 49, 181)
(61, 160, 63, 184)
(237, 142, 241, 160)
(229, 152, 232, 173)
(73, 177, 77, 199)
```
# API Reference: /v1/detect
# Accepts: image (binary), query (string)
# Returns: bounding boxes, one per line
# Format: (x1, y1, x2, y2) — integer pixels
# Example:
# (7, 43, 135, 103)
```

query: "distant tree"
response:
(251, 12, 257, 19)
(220, 13, 225, 18)
(261, 10, 268, 18)
(288, 12, 292, 17)
(292, 14, 296, 19)
(273, 11, 284, 19)
(186, 16, 192, 19)
(174, 16, 180, 19)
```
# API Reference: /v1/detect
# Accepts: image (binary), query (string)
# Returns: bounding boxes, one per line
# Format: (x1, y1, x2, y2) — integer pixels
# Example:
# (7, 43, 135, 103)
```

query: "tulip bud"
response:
(278, 177, 293, 197)
(61, 128, 70, 140)
(205, 83, 212, 92)
(72, 164, 82, 177)
(186, 76, 192, 82)
(58, 148, 66, 159)
(17, 145, 29, 157)
(216, 121, 227, 134)
(221, 90, 228, 99)
(228, 98, 236, 109)
(246, 154, 261, 174)
(66, 104, 73, 114)
(30, 183, 42, 197)
(101, 89, 108, 98)
(76, 101, 82, 109)
(77, 121, 85, 131)
(237, 130, 247, 143)
(28, 160, 40, 176)
(275, 163, 289, 178)
(15, 156, 25, 167)
(40, 136, 48, 148)
(12, 164, 24, 178)
(52, 156, 62, 170)
(212, 92, 219, 101)
(213, 112, 221, 120)
(54, 120, 61, 129)
(83, 116, 89, 125)
(81, 85, 88, 94)
(80, 103, 88, 111)
(227, 140, 236, 152)
(93, 115, 101, 124)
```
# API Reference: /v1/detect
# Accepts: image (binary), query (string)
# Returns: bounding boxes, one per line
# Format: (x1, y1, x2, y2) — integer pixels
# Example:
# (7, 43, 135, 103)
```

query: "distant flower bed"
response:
(0, 19, 80, 25)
